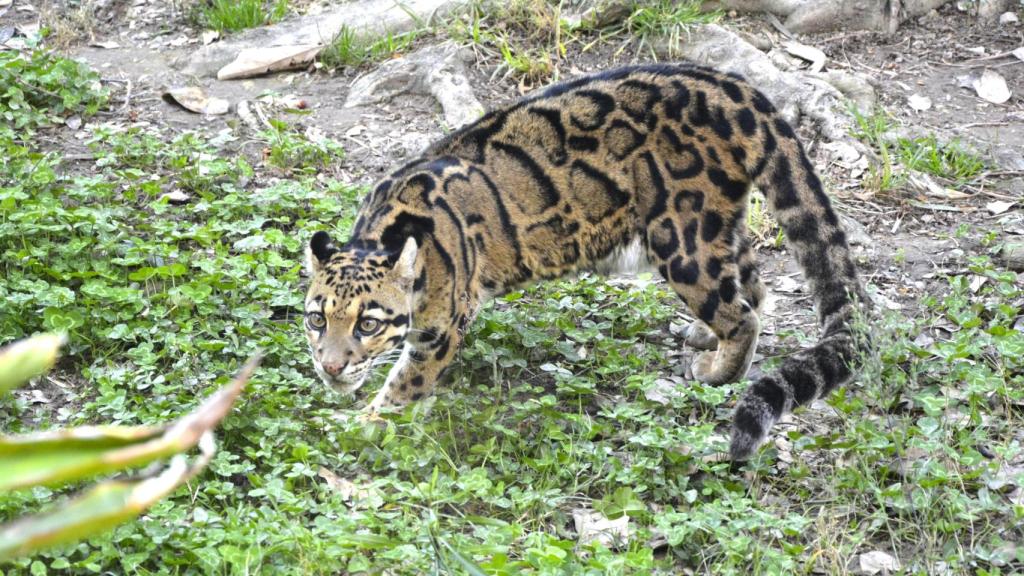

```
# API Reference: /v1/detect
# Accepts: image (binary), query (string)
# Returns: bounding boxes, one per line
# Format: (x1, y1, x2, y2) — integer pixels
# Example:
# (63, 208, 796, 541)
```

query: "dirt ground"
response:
(14, 0, 1024, 408)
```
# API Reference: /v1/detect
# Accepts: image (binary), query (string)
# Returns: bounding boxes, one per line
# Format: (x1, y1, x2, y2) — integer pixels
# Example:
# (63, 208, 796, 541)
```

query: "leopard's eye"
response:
(306, 312, 326, 330)
(357, 318, 381, 336)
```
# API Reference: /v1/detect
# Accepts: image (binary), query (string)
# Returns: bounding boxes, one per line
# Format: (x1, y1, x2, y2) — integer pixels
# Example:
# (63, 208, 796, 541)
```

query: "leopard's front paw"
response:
(356, 409, 386, 425)
(690, 350, 718, 383)
(364, 387, 406, 416)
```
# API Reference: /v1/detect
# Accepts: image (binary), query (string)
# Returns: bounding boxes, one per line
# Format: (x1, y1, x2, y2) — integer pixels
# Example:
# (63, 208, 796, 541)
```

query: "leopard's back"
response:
(419, 64, 775, 281)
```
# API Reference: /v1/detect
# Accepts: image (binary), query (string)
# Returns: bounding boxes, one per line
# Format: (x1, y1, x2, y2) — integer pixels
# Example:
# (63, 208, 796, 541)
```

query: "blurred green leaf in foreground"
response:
(0, 334, 258, 561)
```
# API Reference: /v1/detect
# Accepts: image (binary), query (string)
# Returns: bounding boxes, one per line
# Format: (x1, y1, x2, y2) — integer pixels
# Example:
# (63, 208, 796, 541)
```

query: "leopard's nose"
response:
(322, 361, 344, 376)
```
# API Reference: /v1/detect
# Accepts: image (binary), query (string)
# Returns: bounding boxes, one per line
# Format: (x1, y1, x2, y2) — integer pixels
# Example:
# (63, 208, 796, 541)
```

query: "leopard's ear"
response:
(391, 237, 418, 287)
(306, 231, 337, 274)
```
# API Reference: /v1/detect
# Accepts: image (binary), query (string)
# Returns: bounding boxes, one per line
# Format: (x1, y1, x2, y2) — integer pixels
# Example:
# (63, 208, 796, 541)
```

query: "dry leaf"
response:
(15, 22, 39, 38)
(782, 40, 827, 73)
(908, 93, 932, 111)
(908, 172, 971, 200)
(973, 69, 1012, 104)
(969, 275, 988, 293)
(644, 377, 682, 405)
(775, 275, 803, 293)
(986, 461, 1024, 492)
(162, 87, 230, 115)
(217, 45, 322, 81)
(318, 467, 369, 503)
(858, 550, 901, 574)
(160, 191, 191, 205)
(28, 389, 49, 404)
(987, 200, 1015, 214)
(773, 436, 793, 464)
(572, 509, 629, 548)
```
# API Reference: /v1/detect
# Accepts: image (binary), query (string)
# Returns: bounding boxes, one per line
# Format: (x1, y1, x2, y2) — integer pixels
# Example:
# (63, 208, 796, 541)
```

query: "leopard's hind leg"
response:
(680, 233, 765, 361)
(647, 206, 760, 385)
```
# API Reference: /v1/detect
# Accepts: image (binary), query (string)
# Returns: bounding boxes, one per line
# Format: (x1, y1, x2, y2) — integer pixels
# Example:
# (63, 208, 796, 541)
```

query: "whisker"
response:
(371, 353, 403, 368)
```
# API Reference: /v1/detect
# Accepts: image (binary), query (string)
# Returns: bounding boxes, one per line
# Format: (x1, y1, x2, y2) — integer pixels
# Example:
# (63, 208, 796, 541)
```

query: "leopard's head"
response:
(303, 231, 417, 394)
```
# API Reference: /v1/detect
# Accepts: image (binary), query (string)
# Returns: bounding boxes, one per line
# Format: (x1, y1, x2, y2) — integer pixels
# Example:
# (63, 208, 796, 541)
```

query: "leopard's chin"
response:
(315, 365, 370, 395)
(326, 378, 365, 395)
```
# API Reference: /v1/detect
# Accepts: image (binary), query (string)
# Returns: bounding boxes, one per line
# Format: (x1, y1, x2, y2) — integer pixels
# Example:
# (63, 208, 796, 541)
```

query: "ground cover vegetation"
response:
(1, 2, 1023, 573)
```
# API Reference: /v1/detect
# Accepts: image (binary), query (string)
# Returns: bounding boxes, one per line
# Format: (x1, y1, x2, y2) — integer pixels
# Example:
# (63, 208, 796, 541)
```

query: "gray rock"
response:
(345, 43, 484, 129)
(1001, 242, 1024, 271)
(180, 0, 467, 77)
(666, 24, 862, 143)
(704, 0, 952, 34)
(991, 148, 1024, 171)
(977, 0, 1012, 21)
(561, 0, 633, 29)
(838, 213, 873, 247)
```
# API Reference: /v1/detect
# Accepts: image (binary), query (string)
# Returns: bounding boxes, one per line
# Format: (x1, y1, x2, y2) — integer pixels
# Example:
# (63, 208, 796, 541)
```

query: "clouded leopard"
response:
(304, 63, 868, 461)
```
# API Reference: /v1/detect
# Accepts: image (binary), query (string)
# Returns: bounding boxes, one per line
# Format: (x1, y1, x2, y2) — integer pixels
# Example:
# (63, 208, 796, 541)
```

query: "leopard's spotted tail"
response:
(730, 116, 870, 461)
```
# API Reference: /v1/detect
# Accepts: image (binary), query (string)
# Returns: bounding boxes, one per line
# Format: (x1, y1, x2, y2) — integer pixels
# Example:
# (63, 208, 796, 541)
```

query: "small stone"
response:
(1000, 11, 1019, 24)
(972, 69, 1012, 104)
(908, 93, 932, 111)
(838, 213, 872, 247)
(856, 550, 901, 575)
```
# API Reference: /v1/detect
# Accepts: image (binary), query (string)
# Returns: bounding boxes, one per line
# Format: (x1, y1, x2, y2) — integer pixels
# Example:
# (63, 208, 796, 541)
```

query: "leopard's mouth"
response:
(314, 362, 371, 395)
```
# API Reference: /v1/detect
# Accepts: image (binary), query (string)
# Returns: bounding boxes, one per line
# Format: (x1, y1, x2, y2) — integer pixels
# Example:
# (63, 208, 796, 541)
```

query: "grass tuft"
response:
(896, 134, 986, 182)
(852, 107, 987, 191)
(620, 0, 722, 58)
(260, 119, 346, 174)
(319, 26, 421, 69)
(851, 107, 902, 192)
(198, 0, 289, 33)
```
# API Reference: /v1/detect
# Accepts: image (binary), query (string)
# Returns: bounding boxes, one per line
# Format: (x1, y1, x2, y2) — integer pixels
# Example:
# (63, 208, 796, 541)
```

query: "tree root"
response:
(703, 0, 953, 34)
